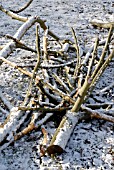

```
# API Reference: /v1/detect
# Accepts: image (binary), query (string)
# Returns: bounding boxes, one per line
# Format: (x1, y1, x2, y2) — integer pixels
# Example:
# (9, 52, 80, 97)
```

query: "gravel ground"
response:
(0, 0, 114, 170)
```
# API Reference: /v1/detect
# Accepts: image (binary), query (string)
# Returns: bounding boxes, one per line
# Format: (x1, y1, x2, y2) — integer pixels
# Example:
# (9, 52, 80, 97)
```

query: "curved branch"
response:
(10, 0, 33, 13)
(0, 5, 27, 22)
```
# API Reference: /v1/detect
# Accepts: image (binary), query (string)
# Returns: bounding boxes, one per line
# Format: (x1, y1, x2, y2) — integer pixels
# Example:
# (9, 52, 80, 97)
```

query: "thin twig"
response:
(90, 49, 114, 91)
(0, 106, 9, 114)
(0, 89, 13, 110)
(14, 111, 41, 140)
(0, 56, 40, 81)
(71, 27, 81, 77)
(85, 102, 114, 109)
(92, 25, 113, 79)
(18, 106, 71, 112)
(52, 73, 71, 93)
(40, 59, 76, 68)
(87, 36, 99, 76)
(42, 81, 74, 104)
(98, 82, 114, 93)
(0, 16, 38, 66)
(23, 24, 41, 104)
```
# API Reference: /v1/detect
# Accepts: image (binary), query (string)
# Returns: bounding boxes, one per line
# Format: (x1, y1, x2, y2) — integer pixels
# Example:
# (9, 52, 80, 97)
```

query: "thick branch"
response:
(71, 76, 91, 112)
(50, 111, 85, 149)
(90, 20, 114, 29)
(0, 5, 60, 41)
(0, 16, 37, 65)
(81, 105, 114, 123)
(0, 107, 25, 143)
(0, 5, 28, 22)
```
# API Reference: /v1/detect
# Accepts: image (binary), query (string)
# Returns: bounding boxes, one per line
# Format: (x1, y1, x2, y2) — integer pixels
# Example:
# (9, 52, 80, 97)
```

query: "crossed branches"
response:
(0, 3, 114, 157)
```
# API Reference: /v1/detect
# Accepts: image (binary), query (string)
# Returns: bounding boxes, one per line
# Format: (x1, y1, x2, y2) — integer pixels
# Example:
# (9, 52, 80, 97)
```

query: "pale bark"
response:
(90, 20, 114, 28)
(50, 111, 85, 150)
(0, 107, 24, 143)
